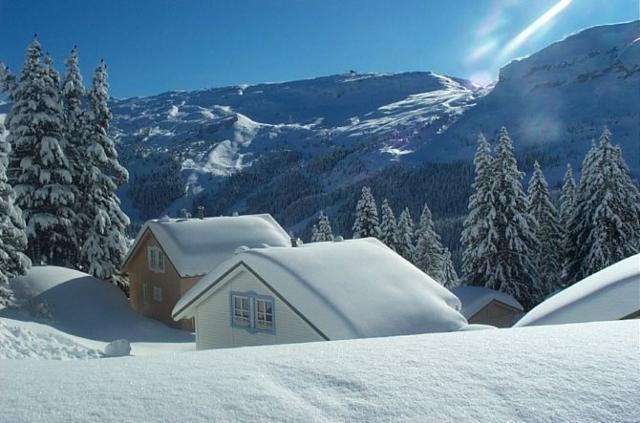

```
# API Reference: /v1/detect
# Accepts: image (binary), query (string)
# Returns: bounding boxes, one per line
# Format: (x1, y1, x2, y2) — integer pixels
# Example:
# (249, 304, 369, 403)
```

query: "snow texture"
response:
(124, 214, 291, 277)
(0, 266, 192, 356)
(174, 238, 466, 339)
(452, 286, 524, 320)
(0, 320, 638, 422)
(515, 254, 640, 327)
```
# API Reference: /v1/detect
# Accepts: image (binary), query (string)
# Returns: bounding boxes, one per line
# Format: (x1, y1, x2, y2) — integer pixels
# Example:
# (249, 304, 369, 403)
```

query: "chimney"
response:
(196, 206, 205, 219)
(290, 233, 298, 247)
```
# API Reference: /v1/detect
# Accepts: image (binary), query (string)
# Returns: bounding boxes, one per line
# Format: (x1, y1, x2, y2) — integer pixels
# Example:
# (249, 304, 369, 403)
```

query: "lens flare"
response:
(500, 0, 573, 58)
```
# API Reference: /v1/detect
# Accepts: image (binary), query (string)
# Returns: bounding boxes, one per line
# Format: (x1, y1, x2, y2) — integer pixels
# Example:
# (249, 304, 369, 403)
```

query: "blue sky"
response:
(0, 0, 636, 98)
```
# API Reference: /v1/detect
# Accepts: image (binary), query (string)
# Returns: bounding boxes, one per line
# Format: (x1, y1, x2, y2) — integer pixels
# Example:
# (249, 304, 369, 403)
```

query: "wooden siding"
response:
(468, 300, 523, 328)
(124, 229, 197, 331)
(195, 266, 324, 349)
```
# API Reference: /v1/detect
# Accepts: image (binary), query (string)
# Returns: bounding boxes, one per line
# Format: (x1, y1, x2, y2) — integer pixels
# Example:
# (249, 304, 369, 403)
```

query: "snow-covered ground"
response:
(0, 266, 193, 358)
(0, 320, 637, 422)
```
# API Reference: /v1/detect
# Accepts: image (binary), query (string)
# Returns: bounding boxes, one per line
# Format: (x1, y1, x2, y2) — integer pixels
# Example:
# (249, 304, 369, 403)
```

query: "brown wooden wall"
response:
(124, 229, 197, 331)
(468, 301, 523, 328)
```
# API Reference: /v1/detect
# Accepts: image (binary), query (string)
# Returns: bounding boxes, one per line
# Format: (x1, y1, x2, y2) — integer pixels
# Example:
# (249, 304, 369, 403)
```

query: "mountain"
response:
(84, 21, 640, 262)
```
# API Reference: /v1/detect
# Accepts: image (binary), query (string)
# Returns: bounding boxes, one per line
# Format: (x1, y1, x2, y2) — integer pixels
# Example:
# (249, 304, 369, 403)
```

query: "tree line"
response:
(0, 38, 130, 305)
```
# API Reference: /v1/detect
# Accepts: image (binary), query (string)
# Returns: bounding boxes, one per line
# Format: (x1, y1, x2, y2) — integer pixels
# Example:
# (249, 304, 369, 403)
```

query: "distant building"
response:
(172, 238, 467, 349)
(451, 286, 524, 328)
(121, 214, 291, 330)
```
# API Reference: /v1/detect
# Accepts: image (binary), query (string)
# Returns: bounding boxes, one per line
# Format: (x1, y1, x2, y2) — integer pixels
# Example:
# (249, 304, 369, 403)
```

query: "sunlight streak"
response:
(500, 0, 573, 58)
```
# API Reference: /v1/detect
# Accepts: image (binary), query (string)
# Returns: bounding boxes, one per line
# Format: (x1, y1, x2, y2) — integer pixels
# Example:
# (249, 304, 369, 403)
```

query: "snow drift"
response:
(0, 320, 637, 422)
(515, 254, 640, 327)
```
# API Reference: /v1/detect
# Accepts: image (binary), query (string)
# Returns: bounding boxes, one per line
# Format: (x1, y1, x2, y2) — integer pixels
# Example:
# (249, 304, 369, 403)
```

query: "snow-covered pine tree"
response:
(558, 164, 576, 285)
(396, 208, 415, 262)
(80, 61, 131, 282)
(566, 128, 640, 283)
(527, 161, 562, 301)
(61, 46, 89, 266)
(352, 186, 380, 238)
(0, 120, 31, 307)
(484, 127, 538, 308)
(6, 39, 75, 265)
(441, 248, 459, 289)
(414, 202, 445, 281)
(379, 198, 399, 251)
(311, 211, 333, 242)
(310, 224, 320, 242)
(460, 133, 493, 286)
(317, 211, 333, 241)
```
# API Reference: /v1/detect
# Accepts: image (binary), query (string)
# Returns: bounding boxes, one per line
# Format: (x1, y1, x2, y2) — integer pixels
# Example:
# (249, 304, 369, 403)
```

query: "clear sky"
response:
(0, 0, 637, 98)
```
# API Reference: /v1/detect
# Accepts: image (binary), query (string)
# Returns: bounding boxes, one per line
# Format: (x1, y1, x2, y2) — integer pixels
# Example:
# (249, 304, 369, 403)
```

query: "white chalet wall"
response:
(195, 266, 324, 349)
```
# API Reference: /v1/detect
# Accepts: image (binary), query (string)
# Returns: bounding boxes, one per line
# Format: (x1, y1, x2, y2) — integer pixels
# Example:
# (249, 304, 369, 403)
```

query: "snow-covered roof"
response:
(451, 286, 523, 319)
(514, 254, 640, 327)
(173, 238, 467, 339)
(123, 214, 291, 278)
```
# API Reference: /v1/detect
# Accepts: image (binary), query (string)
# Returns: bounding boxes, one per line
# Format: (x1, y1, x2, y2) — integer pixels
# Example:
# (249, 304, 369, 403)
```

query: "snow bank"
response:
(0, 319, 101, 360)
(175, 238, 466, 339)
(515, 254, 640, 327)
(0, 266, 192, 357)
(0, 321, 637, 421)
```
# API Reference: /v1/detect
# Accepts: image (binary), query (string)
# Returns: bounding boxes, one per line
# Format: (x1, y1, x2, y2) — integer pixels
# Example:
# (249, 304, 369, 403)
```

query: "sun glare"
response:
(500, 0, 573, 59)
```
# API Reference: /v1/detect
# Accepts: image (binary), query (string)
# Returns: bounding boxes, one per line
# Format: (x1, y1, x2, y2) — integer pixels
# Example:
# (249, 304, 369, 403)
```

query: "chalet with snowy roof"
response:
(172, 238, 467, 349)
(121, 214, 291, 330)
(515, 253, 640, 327)
(451, 286, 524, 328)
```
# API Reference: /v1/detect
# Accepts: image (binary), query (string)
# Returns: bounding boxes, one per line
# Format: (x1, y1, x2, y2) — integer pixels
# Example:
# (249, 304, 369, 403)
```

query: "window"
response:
(255, 298, 274, 329)
(230, 292, 275, 333)
(142, 283, 149, 305)
(232, 295, 250, 326)
(153, 286, 163, 302)
(147, 246, 165, 272)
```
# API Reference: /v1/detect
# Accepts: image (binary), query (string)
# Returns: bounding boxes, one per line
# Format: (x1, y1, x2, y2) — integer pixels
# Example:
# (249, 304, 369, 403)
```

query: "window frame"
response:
(153, 286, 163, 303)
(229, 291, 276, 334)
(255, 297, 274, 330)
(142, 282, 150, 305)
(147, 246, 165, 273)
(231, 294, 251, 327)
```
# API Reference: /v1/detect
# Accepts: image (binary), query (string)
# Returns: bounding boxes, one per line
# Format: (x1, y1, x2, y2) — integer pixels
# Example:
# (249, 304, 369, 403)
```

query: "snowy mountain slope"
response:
(110, 21, 639, 234)
(416, 21, 640, 179)
(1, 320, 638, 421)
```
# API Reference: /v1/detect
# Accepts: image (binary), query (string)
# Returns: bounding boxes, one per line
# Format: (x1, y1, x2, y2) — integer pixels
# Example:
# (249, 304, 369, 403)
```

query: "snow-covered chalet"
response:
(451, 286, 524, 328)
(121, 214, 292, 330)
(172, 238, 468, 349)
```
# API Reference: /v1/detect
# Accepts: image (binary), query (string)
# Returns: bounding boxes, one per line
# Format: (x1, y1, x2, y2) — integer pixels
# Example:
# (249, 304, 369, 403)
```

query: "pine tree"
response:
(379, 198, 399, 251)
(484, 127, 538, 307)
(80, 61, 131, 281)
(0, 120, 31, 307)
(396, 208, 415, 261)
(461, 134, 493, 286)
(558, 164, 576, 285)
(441, 248, 459, 289)
(527, 161, 562, 300)
(311, 211, 333, 242)
(61, 46, 88, 266)
(352, 186, 380, 238)
(414, 202, 445, 281)
(6, 39, 75, 265)
(566, 128, 640, 283)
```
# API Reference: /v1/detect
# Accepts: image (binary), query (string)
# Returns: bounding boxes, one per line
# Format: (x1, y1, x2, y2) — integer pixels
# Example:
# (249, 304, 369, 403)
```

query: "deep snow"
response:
(0, 266, 193, 357)
(515, 253, 640, 327)
(1, 320, 637, 422)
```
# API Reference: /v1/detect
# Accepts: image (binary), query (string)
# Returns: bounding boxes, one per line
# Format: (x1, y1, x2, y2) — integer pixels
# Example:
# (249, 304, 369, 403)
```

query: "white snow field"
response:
(515, 254, 640, 327)
(0, 266, 193, 358)
(0, 320, 637, 422)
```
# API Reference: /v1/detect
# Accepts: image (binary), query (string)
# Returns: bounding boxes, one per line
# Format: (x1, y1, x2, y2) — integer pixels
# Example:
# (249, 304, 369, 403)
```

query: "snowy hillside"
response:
(1, 320, 638, 421)
(0, 266, 193, 358)
(111, 21, 639, 242)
